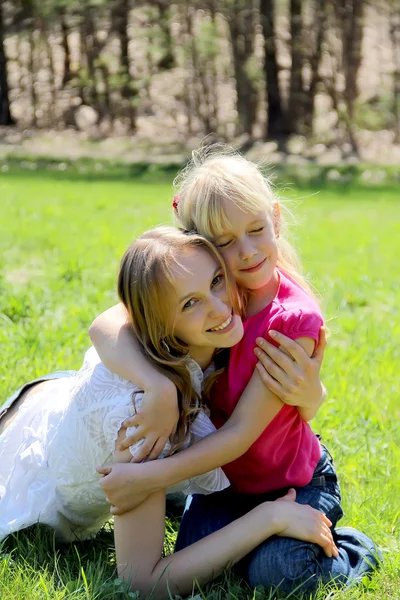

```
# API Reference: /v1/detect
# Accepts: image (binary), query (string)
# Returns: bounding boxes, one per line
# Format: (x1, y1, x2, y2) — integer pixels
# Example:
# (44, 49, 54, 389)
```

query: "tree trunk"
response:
(260, 0, 286, 139)
(83, 7, 99, 108)
(335, 0, 365, 151)
(61, 10, 72, 87)
(342, 0, 364, 123)
(0, 1, 14, 126)
(29, 28, 37, 127)
(114, 0, 136, 131)
(187, 6, 204, 134)
(155, 1, 174, 71)
(228, 0, 257, 137)
(303, 0, 327, 133)
(44, 25, 57, 126)
(287, 0, 304, 134)
(389, 1, 400, 143)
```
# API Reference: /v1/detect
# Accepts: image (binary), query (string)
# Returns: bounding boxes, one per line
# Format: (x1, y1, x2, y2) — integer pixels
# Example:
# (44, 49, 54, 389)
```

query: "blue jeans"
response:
(175, 446, 380, 595)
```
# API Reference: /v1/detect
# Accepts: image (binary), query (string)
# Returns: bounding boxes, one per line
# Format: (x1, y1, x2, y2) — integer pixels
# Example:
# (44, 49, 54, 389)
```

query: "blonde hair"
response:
(118, 225, 242, 452)
(174, 144, 317, 302)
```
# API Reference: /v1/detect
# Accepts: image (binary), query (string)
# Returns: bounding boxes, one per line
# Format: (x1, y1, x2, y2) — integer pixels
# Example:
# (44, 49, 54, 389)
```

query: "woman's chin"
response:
(226, 315, 244, 346)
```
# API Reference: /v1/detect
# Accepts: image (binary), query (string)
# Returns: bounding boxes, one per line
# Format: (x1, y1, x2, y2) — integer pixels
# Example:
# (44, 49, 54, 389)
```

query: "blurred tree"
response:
(227, 0, 258, 136)
(60, 7, 73, 87)
(0, 0, 14, 125)
(112, 0, 136, 130)
(302, 0, 327, 134)
(259, 0, 286, 140)
(153, 1, 174, 71)
(388, 0, 400, 143)
(287, 0, 304, 134)
(334, 0, 365, 152)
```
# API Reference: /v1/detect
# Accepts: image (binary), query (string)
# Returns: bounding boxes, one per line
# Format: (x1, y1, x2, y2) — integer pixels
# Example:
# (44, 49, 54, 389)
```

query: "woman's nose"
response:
(208, 295, 229, 320)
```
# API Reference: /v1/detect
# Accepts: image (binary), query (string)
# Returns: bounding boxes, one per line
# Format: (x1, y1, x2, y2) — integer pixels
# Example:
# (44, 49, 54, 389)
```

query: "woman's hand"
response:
(96, 461, 161, 515)
(254, 327, 327, 409)
(270, 489, 338, 558)
(117, 379, 179, 462)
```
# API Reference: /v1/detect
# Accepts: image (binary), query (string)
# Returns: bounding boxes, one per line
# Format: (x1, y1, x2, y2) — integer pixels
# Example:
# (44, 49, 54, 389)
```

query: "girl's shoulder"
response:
(276, 269, 320, 313)
(256, 271, 323, 343)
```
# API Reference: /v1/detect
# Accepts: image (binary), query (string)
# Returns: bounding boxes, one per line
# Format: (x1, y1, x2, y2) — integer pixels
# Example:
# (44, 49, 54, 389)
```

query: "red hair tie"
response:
(172, 194, 179, 210)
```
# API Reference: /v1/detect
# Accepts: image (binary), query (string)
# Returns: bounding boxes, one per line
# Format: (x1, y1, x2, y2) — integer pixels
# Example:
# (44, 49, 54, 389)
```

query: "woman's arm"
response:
(254, 327, 327, 418)
(89, 303, 179, 460)
(114, 489, 336, 599)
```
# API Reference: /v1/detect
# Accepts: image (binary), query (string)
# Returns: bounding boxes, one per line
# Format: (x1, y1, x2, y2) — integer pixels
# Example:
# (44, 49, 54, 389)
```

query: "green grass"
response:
(0, 170, 399, 599)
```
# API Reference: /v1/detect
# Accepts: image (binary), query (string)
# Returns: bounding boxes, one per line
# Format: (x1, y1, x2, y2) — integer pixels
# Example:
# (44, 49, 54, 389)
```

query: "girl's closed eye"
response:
(250, 226, 265, 234)
(216, 239, 233, 248)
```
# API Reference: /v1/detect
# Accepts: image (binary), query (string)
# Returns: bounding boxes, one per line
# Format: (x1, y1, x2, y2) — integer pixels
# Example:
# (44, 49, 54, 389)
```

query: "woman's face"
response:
(168, 246, 244, 367)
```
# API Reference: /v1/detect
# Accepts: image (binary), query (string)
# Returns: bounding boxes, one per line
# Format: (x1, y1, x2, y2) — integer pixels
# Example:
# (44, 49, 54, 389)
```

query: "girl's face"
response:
(212, 200, 280, 293)
(168, 247, 244, 367)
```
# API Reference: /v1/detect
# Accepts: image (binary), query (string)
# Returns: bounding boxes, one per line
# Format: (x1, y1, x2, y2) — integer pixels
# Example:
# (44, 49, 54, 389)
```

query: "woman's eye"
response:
(183, 298, 196, 310)
(211, 274, 224, 287)
(250, 227, 264, 234)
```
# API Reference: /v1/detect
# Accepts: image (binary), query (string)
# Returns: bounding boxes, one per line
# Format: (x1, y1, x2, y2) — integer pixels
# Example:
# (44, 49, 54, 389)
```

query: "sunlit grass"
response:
(1, 171, 399, 598)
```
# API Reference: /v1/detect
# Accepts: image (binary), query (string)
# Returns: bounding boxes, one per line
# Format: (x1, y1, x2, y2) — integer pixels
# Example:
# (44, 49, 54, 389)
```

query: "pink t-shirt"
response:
(211, 269, 323, 494)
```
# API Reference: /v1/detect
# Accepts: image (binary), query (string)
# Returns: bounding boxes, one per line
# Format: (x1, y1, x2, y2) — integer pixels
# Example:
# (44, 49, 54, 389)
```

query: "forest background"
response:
(1, 2, 400, 600)
(0, 0, 399, 167)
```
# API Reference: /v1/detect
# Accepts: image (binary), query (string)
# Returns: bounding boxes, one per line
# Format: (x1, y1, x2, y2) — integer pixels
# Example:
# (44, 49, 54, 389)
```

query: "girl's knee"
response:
(246, 538, 323, 593)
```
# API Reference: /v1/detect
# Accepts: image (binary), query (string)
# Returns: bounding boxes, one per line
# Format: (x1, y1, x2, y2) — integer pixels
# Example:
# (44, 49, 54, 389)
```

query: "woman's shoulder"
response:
(70, 346, 141, 413)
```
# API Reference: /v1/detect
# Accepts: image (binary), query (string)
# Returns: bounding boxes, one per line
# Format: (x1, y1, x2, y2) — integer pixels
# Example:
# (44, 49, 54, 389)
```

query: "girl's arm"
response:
(254, 327, 327, 418)
(114, 489, 336, 599)
(256, 336, 323, 422)
(99, 368, 283, 512)
(99, 337, 316, 513)
(89, 303, 179, 461)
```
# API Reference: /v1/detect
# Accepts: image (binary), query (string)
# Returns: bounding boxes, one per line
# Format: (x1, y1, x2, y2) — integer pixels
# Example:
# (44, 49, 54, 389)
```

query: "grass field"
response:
(0, 169, 399, 599)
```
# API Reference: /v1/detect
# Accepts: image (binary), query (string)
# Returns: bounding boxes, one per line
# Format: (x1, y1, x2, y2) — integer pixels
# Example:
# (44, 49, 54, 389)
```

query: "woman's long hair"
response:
(118, 226, 242, 452)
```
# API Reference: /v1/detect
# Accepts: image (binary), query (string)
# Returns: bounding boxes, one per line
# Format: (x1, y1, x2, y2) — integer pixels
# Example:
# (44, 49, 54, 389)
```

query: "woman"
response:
(0, 226, 335, 598)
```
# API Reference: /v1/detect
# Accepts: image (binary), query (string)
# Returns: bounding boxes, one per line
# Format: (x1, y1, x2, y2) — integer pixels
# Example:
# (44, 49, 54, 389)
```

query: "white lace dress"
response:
(0, 347, 229, 542)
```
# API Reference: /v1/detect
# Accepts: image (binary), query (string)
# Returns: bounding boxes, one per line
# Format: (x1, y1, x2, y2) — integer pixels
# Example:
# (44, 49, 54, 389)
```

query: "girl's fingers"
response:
(110, 504, 124, 516)
(255, 348, 295, 386)
(130, 436, 158, 463)
(319, 533, 335, 557)
(278, 488, 297, 502)
(255, 363, 286, 397)
(119, 428, 144, 451)
(263, 331, 310, 365)
(255, 339, 298, 375)
(96, 465, 112, 476)
(321, 514, 332, 527)
(313, 326, 327, 362)
(147, 437, 167, 461)
(122, 415, 141, 429)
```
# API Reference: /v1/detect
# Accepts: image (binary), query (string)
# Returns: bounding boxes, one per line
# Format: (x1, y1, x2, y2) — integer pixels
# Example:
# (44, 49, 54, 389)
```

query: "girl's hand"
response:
(96, 462, 159, 515)
(117, 380, 179, 462)
(271, 489, 338, 558)
(254, 327, 327, 408)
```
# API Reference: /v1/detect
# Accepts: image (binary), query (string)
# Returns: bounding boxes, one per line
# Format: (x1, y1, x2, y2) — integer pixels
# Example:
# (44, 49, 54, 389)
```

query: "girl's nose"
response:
(238, 239, 257, 261)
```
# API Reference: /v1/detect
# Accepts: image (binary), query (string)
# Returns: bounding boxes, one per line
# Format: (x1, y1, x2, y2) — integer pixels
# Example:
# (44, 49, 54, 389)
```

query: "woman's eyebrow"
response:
(178, 265, 221, 303)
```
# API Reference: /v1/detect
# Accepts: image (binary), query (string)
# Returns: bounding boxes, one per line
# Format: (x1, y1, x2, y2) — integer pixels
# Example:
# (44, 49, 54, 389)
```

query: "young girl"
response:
(0, 226, 336, 598)
(93, 148, 379, 594)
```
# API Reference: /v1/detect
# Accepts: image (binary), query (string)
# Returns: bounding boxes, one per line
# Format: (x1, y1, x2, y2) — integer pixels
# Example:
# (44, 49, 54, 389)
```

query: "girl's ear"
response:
(273, 202, 281, 238)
